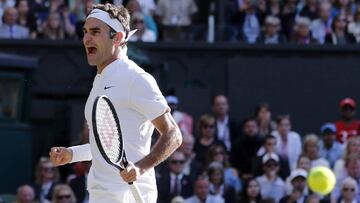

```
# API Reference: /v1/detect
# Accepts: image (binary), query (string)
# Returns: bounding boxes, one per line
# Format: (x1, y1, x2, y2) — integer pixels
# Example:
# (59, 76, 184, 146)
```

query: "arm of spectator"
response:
(62, 8, 76, 38)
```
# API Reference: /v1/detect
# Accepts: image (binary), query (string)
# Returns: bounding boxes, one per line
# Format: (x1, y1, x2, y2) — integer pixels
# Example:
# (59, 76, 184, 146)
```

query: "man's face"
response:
(319, 3, 331, 21)
(264, 138, 276, 153)
(243, 120, 259, 137)
(212, 95, 229, 117)
(263, 160, 279, 175)
(4, 8, 18, 25)
(347, 159, 360, 179)
(341, 105, 355, 120)
(322, 132, 335, 146)
(306, 142, 318, 160)
(278, 119, 291, 136)
(168, 152, 186, 174)
(179, 136, 194, 156)
(292, 176, 306, 192)
(195, 179, 209, 200)
(18, 186, 35, 203)
(83, 18, 116, 67)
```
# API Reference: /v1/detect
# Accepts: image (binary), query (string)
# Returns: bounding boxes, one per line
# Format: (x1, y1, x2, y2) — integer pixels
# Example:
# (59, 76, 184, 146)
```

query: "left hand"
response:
(119, 161, 141, 183)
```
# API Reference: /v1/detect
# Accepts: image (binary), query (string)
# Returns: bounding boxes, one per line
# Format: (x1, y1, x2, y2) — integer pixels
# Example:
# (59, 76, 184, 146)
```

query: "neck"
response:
(218, 114, 226, 122)
(335, 29, 345, 35)
(325, 142, 333, 149)
(97, 49, 126, 74)
(266, 173, 276, 181)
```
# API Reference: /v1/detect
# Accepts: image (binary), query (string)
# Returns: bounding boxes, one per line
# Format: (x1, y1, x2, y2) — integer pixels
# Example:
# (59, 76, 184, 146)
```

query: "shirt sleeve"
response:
(68, 144, 92, 163)
(129, 72, 169, 121)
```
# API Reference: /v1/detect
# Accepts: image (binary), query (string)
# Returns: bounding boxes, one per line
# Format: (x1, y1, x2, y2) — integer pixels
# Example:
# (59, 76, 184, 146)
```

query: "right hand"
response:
(49, 147, 73, 166)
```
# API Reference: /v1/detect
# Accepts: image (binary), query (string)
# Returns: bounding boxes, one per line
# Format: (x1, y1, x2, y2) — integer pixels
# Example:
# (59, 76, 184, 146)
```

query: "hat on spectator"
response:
(320, 123, 337, 134)
(264, 16, 281, 31)
(289, 168, 307, 181)
(262, 152, 279, 164)
(340, 98, 356, 109)
(166, 95, 179, 105)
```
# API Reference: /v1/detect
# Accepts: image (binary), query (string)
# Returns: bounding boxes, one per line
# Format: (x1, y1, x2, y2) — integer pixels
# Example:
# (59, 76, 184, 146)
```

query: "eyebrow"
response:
(83, 27, 102, 32)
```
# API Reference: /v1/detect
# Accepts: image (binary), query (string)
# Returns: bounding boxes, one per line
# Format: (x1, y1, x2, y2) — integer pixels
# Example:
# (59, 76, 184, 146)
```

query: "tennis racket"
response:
(92, 95, 145, 203)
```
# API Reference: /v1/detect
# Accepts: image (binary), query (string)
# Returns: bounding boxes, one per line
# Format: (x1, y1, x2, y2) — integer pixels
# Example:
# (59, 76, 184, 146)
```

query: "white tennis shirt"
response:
(69, 56, 169, 199)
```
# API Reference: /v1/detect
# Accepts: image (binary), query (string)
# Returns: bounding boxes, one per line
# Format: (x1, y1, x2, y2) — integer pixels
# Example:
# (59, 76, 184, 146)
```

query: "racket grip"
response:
(129, 182, 145, 203)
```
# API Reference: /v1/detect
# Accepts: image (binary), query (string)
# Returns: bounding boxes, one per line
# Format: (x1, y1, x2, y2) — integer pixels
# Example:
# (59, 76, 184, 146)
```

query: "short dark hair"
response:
(276, 114, 290, 124)
(90, 3, 130, 39)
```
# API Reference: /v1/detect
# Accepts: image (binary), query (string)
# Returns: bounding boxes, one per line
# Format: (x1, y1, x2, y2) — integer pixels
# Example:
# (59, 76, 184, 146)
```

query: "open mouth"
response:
(87, 47, 97, 55)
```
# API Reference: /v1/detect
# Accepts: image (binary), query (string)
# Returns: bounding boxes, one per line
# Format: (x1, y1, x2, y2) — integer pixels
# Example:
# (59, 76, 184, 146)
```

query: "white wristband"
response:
(68, 144, 92, 163)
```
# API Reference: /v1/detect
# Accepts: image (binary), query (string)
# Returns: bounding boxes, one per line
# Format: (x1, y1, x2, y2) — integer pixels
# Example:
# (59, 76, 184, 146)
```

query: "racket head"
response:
(92, 95, 125, 170)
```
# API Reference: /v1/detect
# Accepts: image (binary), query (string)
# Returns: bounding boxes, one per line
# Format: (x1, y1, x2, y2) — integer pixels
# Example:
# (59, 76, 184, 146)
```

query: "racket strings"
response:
(96, 99, 122, 164)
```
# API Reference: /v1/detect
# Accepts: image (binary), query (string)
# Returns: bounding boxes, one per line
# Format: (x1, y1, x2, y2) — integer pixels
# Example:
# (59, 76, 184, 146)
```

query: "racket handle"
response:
(129, 182, 145, 203)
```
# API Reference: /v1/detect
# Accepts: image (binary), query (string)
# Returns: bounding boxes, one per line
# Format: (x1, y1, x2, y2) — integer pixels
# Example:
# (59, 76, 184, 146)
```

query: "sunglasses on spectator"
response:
(214, 150, 224, 155)
(343, 187, 355, 192)
(203, 124, 214, 129)
(42, 167, 55, 172)
(170, 160, 185, 165)
(56, 194, 71, 200)
(134, 19, 144, 24)
(265, 163, 278, 167)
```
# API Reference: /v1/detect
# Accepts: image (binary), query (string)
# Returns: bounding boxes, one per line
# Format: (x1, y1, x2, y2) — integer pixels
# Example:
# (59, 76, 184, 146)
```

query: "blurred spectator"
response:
(33, 157, 60, 203)
(211, 94, 239, 153)
(206, 144, 242, 193)
(155, 0, 198, 41)
(0, 0, 15, 24)
(129, 11, 156, 42)
(299, 0, 319, 21)
(179, 134, 202, 183)
(303, 134, 330, 168)
(256, 153, 285, 203)
(0, 7, 29, 38)
(232, 117, 262, 180)
(126, 0, 158, 39)
(239, 178, 263, 203)
(311, 1, 333, 44)
(166, 95, 193, 136)
(254, 135, 290, 180)
(325, 14, 356, 44)
(319, 123, 344, 168)
(40, 11, 66, 40)
(256, 15, 286, 44)
(137, 0, 156, 16)
(272, 115, 302, 171)
(157, 151, 193, 203)
(51, 184, 76, 203)
(171, 196, 185, 203)
(194, 114, 226, 164)
(281, 0, 298, 38)
(264, 0, 281, 17)
(332, 0, 355, 22)
(291, 16, 318, 44)
(71, 0, 93, 38)
(348, 8, 360, 43)
(336, 177, 358, 203)
(335, 98, 360, 143)
(184, 175, 224, 203)
(16, 0, 37, 39)
(255, 102, 276, 138)
(334, 136, 360, 179)
(306, 194, 321, 203)
(15, 184, 36, 203)
(207, 162, 237, 203)
(284, 155, 311, 196)
(332, 154, 360, 202)
(280, 169, 308, 203)
(237, 0, 261, 43)
(68, 162, 90, 203)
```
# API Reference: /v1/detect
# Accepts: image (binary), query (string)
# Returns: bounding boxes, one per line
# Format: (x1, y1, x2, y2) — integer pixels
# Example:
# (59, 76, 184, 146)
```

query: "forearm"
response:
(136, 127, 182, 174)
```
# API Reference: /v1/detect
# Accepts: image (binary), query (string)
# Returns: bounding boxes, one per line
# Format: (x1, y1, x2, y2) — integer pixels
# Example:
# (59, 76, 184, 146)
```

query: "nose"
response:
(83, 33, 91, 45)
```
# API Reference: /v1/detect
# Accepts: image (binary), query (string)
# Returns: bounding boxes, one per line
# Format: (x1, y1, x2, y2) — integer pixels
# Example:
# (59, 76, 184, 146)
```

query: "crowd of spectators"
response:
(1, 0, 360, 44)
(5, 95, 360, 203)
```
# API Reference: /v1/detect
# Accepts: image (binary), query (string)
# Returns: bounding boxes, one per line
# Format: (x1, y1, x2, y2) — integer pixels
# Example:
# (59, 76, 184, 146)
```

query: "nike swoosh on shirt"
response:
(104, 86, 115, 90)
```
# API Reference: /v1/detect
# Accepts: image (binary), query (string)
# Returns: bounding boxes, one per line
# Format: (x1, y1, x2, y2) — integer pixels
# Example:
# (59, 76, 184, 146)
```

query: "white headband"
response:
(87, 8, 137, 41)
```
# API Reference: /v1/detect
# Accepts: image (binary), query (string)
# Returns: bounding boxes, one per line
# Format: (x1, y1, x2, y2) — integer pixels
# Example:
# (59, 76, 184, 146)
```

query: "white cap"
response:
(289, 168, 308, 181)
(262, 152, 279, 164)
(166, 96, 179, 105)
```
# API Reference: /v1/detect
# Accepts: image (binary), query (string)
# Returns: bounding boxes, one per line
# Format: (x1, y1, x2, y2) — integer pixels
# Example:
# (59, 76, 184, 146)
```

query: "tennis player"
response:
(49, 3, 182, 203)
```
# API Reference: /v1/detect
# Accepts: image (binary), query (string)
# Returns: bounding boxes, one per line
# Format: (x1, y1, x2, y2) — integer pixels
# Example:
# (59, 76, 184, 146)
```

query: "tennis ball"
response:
(307, 166, 336, 195)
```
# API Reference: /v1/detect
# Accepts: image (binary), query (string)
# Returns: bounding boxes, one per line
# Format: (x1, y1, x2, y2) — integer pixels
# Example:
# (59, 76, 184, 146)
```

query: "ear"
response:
(114, 32, 124, 46)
